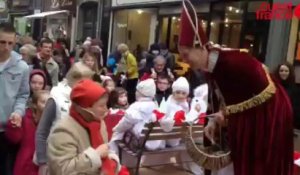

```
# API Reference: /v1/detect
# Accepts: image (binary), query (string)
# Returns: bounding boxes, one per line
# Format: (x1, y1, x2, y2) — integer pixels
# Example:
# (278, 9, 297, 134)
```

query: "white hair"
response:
(20, 44, 37, 58)
(153, 55, 166, 64)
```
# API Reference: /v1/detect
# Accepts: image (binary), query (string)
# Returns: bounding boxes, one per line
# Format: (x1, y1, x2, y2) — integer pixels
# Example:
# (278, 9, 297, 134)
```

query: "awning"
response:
(23, 10, 69, 19)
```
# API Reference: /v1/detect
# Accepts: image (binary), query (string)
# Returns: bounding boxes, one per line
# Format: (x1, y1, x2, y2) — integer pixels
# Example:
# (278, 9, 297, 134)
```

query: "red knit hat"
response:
(71, 79, 107, 108)
(179, 0, 208, 47)
(30, 69, 47, 89)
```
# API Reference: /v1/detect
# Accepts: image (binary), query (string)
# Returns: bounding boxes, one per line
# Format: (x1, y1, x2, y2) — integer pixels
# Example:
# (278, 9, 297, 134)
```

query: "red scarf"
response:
(70, 106, 116, 175)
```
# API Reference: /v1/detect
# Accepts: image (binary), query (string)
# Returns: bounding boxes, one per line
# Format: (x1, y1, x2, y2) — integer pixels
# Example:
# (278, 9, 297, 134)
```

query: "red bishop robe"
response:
(209, 48, 294, 175)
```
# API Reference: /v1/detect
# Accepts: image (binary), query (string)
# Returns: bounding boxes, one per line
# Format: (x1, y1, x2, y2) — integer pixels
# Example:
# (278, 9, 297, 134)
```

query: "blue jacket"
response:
(0, 51, 30, 132)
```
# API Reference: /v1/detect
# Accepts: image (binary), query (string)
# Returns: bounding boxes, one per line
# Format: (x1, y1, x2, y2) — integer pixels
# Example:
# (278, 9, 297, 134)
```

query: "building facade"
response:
(265, 0, 300, 83)
(76, 0, 111, 57)
(0, 0, 8, 22)
(109, 0, 270, 61)
(7, 0, 42, 35)
(42, 0, 75, 42)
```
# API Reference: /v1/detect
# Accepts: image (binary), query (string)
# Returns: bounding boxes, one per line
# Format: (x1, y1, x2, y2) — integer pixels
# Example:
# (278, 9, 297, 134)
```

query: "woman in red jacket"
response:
(6, 90, 50, 175)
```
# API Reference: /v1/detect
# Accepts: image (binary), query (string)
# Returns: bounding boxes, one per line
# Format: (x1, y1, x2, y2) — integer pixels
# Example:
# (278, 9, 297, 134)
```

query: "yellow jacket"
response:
(125, 52, 138, 79)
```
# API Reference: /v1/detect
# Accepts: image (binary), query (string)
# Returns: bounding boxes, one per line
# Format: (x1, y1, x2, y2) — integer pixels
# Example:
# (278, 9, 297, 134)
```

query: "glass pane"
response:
(209, 18, 221, 44)
(223, 2, 243, 47)
(127, 9, 154, 51)
(296, 30, 300, 61)
(159, 17, 169, 45)
(112, 9, 155, 51)
(231, 24, 241, 48)
(242, 14, 270, 58)
(248, 1, 265, 13)
(169, 17, 180, 53)
(112, 10, 128, 49)
(210, 1, 244, 45)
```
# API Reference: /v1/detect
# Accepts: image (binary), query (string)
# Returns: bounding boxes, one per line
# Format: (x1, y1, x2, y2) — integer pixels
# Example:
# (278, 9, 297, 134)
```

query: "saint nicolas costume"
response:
(179, 0, 294, 175)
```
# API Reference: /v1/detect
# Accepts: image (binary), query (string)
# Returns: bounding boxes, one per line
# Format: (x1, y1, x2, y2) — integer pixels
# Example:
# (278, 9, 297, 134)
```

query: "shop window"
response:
(81, 2, 98, 39)
(14, 17, 28, 36)
(222, 24, 242, 48)
(242, 1, 270, 59)
(209, 18, 221, 44)
(158, 16, 207, 53)
(159, 17, 168, 47)
(169, 17, 180, 52)
(112, 9, 156, 51)
(12, 0, 30, 7)
(287, 15, 300, 83)
(248, 1, 264, 13)
(48, 18, 68, 39)
(296, 31, 300, 61)
(210, 2, 243, 48)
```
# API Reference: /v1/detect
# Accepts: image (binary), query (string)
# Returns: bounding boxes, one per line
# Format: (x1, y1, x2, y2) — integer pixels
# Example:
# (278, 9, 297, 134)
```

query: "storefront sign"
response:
(44, 0, 76, 14)
(256, 2, 300, 20)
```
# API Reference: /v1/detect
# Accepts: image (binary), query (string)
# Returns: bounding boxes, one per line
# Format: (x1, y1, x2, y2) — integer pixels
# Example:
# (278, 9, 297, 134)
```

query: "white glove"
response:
(159, 117, 175, 132)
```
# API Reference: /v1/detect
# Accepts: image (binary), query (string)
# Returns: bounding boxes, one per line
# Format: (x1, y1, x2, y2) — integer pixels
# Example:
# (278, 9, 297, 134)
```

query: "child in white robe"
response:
(110, 79, 165, 154)
(163, 77, 190, 147)
(166, 77, 190, 115)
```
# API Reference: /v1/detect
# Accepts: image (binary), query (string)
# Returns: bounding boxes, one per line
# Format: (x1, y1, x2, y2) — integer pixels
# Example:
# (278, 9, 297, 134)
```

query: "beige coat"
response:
(47, 116, 120, 175)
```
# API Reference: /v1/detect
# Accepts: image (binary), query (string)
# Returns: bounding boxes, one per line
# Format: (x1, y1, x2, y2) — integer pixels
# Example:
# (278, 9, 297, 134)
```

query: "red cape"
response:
(211, 49, 294, 175)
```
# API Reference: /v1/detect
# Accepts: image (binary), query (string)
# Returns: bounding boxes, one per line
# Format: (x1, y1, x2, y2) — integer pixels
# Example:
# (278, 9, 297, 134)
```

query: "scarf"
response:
(70, 106, 116, 175)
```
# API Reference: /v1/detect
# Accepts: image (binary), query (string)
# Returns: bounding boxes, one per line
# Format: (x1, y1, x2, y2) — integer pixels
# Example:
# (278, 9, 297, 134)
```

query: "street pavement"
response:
(138, 165, 192, 175)
(133, 130, 300, 175)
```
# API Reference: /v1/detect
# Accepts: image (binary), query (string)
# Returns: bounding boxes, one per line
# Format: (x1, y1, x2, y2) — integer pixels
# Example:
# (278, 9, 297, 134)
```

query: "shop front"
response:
(76, 0, 112, 59)
(23, 0, 76, 45)
(111, 8, 158, 52)
(110, 0, 270, 60)
(77, 0, 99, 40)
(287, 12, 300, 83)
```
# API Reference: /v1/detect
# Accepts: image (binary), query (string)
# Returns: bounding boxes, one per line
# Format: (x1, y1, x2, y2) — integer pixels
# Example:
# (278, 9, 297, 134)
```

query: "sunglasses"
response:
(0, 40, 14, 45)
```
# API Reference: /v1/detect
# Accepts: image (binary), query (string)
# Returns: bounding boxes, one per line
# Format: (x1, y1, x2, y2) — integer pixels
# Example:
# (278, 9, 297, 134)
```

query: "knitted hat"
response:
(71, 79, 107, 108)
(172, 77, 190, 94)
(30, 69, 47, 89)
(136, 79, 156, 98)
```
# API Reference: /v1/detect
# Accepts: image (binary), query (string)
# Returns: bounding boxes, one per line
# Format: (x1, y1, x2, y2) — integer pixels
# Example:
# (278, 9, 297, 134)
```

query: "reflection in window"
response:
(209, 2, 243, 48)
(159, 18, 168, 46)
(158, 16, 207, 53)
(112, 9, 155, 51)
(169, 17, 180, 53)
(209, 20, 220, 44)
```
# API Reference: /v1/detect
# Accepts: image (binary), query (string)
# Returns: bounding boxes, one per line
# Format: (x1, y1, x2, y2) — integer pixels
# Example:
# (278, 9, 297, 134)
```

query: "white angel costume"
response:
(109, 79, 165, 154)
(109, 99, 165, 153)
(161, 77, 190, 147)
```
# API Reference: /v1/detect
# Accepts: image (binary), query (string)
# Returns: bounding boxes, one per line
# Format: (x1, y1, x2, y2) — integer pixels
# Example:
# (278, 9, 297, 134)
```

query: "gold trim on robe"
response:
(224, 65, 276, 116)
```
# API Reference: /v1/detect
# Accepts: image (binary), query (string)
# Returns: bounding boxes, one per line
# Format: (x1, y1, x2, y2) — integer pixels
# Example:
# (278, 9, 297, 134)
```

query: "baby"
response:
(166, 77, 190, 120)
(110, 79, 165, 154)
(160, 77, 190, 147)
